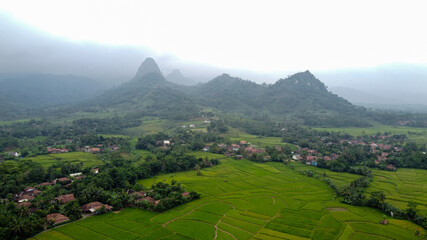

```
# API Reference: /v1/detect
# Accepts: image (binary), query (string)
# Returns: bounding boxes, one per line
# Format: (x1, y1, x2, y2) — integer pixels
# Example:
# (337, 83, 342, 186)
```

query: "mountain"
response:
(89, 58, 199, 119)
(186, 71, 369, 126)
(131, 57, 163, 80)
(166, 69, 198, 86)
(0, 73, 103, 108)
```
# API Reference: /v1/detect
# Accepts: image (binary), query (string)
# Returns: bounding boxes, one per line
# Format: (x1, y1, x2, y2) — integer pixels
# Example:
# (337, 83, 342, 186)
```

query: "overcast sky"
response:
(2, 0, 427, 73)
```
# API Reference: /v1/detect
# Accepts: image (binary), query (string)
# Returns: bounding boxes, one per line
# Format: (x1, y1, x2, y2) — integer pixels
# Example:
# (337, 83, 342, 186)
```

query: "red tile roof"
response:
(57, 194, 75, 204)
(46, 213, 69, 224)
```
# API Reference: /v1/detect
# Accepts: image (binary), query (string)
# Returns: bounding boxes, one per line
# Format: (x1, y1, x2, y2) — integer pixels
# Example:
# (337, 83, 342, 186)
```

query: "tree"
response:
(60, 200, 82, 221)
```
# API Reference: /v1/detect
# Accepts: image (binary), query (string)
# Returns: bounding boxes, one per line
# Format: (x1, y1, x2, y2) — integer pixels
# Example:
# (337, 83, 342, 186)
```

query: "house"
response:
(380, 219, 388, 225)
(23, 187, 42, 196)
(236, 155, 244, 160)
(386, 164, 396, 171)
(70, 172, 82, 177)
(140, 196, 156, 205)
(311, 160, 318, 167)
(81, 201, 112, 213)
(128, 190, 147, 200)
(181, 192, 190, 198)
(15, 187, 41, 202)
(18, 202, 32, 208)
(240, 141, 247, 145)
(8, 152, 19, 157)
(92, 168, 99, 174)
(331, 153, 339, 160)
(46, 213, 69, 225)
(37, 182, 54, 187)
(163, 140, 170, 145)
(57, 177, 71, 183)
(203, 146, 209, 152)
(110, 145, 119, 151)
(91, 148, 101, 153)
(189, 124, 195, 128)
(75, 175, 86, 180)
(323, 156, 332, 161)
(97, 144, 103, 147)
(56, 194, 75, 204)
(17, 195, 34, 203)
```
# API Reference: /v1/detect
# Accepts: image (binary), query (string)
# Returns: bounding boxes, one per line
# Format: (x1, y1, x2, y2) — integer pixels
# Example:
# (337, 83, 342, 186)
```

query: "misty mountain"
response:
(89, 58, 199, 119)
(191, 71, 357, 114)
(84, 58, 369, 126)
(0, 74, 103, 107)
(166, 69, 198, 86)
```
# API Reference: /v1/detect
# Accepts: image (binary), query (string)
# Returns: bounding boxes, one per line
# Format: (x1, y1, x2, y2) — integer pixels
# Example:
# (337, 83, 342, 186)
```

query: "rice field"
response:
(32, 157, 426, 239)
(368, 168, 427, 215)
(313, 124, 427, 145)
(226, 128, 297, 149)
(23, 152, 103, 168)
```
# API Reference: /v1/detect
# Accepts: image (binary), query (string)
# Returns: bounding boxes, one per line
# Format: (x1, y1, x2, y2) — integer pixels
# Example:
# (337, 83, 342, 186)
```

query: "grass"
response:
(35, 158, 426, 239)
(23, 152, 103, 168)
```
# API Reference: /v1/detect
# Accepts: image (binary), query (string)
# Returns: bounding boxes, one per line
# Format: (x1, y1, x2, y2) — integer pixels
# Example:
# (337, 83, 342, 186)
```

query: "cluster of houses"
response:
(13, 168, 114, 226)
(215, 141, 268, 159)
(46, 197, 114, 225)
(292, 136, 402, 170)
(46, 144, 119, 155)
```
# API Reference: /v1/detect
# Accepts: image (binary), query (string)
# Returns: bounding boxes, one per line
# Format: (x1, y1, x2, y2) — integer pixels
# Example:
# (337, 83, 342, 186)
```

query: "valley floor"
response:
(31, 155, 425, 240)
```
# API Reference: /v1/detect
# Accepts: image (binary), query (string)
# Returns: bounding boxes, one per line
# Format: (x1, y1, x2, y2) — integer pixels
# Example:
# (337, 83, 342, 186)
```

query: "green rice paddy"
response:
(32, 156, 426, 239)
(368, 168, 427, 215)
(23, 152, 103, 168)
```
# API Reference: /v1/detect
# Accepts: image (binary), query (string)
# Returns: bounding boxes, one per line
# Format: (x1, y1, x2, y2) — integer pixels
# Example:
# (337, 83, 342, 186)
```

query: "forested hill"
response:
(265, 71, 360, 115)
(187, 70, 368, 126)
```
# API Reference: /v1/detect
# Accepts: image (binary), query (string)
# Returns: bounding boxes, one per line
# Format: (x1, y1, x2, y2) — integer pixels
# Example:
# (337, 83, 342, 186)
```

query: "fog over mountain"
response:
(1, 10, 427, 107)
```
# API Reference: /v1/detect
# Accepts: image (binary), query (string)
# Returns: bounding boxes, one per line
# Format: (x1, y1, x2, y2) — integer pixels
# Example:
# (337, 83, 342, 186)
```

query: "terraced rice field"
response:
(32, 156, 426, 239)
(368, 168, 427, 215)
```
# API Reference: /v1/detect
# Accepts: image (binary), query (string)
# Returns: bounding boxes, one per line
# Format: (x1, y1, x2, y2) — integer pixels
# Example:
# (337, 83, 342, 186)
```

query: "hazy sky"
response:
(2, 0, 427, 73)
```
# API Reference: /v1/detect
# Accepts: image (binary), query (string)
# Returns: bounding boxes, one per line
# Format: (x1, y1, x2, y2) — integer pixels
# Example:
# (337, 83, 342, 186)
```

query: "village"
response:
(12, 166, 194, 228)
